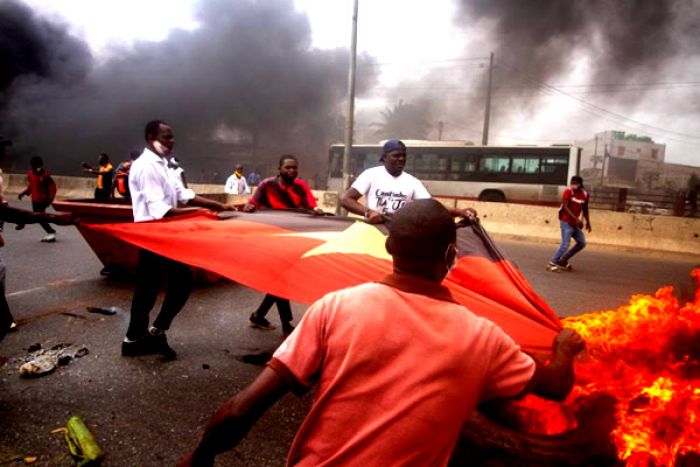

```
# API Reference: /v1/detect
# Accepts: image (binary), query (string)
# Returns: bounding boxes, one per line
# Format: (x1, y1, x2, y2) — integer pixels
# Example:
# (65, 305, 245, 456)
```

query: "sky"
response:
(18, 0, 700, 166)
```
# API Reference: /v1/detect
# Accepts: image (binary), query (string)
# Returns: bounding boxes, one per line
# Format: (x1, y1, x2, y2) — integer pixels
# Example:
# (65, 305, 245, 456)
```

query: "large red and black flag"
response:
(82, 209, 561, 351)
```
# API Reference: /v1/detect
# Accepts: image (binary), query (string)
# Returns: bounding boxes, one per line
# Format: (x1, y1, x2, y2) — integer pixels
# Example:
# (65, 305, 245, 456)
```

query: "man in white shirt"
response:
(341, 139, 476, 223)
(122, 120, 234, 359)
(224, 164, 250, 195)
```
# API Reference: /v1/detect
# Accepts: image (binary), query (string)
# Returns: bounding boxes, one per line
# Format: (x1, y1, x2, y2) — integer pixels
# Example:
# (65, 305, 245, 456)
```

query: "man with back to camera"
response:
(547, 175, 592, 272)
(341, 139, 477, 223)
(121, 120, 236, 359)
(244, 155, 324, 336)
(179, 199, 585, 466)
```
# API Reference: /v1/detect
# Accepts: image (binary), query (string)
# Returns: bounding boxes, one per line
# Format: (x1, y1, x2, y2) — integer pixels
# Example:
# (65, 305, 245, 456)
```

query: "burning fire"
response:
(513, 269, 700, 466)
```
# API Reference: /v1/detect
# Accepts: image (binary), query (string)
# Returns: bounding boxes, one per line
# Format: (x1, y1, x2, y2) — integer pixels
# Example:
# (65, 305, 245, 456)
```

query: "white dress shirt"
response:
(129, 148, 195, 222)
(224, 173, 250, 194)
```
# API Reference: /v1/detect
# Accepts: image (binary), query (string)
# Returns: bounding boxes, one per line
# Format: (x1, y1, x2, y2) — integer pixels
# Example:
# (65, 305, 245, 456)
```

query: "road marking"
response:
(8, 278, 80, 297)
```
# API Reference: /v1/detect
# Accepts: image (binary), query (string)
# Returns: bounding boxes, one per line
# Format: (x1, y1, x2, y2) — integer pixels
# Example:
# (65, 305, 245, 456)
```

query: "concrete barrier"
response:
(4, 174, 696, 254)
(3, 174, 341, 213)
(450, 199, 700, 255)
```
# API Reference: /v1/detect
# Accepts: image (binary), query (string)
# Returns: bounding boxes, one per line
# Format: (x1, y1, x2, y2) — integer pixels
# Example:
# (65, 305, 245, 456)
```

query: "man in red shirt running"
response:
(548, 175, 592, 272)
(179, 199, 584, 467)
(17, 156, 58, 243)
(244, 155, 323, 335)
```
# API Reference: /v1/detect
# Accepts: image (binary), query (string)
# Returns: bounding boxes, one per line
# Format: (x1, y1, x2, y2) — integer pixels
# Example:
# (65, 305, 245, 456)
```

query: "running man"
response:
(548, 175, 592, 272)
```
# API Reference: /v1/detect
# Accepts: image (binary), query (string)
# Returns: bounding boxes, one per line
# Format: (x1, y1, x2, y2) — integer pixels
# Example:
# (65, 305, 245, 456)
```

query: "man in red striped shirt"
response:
(244, 155, 323, 335)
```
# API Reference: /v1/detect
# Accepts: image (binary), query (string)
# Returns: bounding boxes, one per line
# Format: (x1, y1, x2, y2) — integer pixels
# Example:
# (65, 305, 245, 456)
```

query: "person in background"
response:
(112, 150, 141, 199)
(121, 120, 235, 360)
(17, 156, 58, 243)
(0, 179, 73, 341)
(169, 157, 188, 188)
(244, 155, 324, 336)
(246, 170, 262, 187)
(547, 175, 592, 272)
(179, 199, 584, 467)
(224, 164, 250, 195)
(341, 139, 476, 223)
(82, 153, 114, 201)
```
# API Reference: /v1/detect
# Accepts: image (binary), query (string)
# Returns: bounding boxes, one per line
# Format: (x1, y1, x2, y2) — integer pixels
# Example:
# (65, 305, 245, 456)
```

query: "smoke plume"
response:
(458, 0, 699, 102)
(0, 0, 376, 181)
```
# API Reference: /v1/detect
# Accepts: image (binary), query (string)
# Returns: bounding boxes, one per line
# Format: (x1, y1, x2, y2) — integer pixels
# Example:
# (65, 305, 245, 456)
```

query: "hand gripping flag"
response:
(81, 209, 561, 352)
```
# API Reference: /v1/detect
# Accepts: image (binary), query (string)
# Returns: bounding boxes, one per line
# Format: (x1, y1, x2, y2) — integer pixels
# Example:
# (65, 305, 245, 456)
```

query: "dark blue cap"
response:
(382, 139, 406, 154)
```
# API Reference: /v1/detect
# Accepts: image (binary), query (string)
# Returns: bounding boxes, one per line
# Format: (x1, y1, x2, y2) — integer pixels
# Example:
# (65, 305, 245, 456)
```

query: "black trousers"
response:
(94, 188, 110, 201)
(126, 250, 193, 340)
(0, 257, 13, 342)
(31, 202, 56, 234)
(254, 294, 293, 324)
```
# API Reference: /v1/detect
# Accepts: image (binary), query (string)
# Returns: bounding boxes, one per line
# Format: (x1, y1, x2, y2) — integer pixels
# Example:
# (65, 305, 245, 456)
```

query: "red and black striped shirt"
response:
(248, 176, 317, 210)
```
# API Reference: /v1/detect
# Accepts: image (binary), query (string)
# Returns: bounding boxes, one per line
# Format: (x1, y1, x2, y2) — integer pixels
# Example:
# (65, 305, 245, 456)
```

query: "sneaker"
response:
(8, 322, 17, 332)
(557, 260, 573, 271)
(249, 313, 276, 330)
(546, 261, 560, 272)
(282, 323, 295, 337)
(41, 233, 56, 243)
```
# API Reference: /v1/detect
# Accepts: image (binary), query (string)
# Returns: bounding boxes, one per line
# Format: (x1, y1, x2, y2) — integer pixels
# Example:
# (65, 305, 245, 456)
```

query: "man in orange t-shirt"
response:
(180, 199, 584, 467)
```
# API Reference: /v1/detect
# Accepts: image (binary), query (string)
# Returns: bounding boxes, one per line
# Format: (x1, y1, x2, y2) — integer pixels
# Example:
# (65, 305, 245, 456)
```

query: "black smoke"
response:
(378, 0, 700, 144)
(0, 0, 376, 182)
(0, 1, 91, 100)
(458, 0, 699, 98)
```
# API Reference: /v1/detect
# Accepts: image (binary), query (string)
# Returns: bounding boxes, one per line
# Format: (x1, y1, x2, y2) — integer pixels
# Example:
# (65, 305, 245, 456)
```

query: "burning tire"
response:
(450, 394, 619, 466)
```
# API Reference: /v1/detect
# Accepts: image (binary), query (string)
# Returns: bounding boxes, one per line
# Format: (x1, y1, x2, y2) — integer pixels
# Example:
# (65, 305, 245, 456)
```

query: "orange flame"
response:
(513, 268, 700, 466)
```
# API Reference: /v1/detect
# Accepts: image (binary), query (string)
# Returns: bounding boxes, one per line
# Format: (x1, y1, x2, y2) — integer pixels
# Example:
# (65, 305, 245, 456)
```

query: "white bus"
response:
(327, 141, 581, 205)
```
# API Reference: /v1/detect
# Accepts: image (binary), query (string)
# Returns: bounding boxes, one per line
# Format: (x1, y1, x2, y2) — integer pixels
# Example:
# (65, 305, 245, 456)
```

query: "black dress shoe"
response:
(121, 337, 158, 357)
(148, 333, 177, 360)
(121, 333, 177, 360)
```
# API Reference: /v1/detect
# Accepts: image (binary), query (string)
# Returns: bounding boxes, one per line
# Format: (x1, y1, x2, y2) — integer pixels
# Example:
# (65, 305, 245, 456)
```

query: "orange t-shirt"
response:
(269, 273, 536, 467)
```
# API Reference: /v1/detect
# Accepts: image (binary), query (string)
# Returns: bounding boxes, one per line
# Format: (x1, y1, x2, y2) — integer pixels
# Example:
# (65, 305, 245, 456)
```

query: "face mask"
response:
(153, 140, 171, 157)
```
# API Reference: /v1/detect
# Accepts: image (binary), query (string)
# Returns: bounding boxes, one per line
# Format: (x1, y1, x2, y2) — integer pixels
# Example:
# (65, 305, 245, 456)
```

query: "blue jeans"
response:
(551, 221, 586, 264)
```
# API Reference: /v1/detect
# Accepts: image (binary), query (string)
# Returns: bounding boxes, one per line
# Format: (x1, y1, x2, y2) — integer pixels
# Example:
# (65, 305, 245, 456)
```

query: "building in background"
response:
(577, 131, 699, 192)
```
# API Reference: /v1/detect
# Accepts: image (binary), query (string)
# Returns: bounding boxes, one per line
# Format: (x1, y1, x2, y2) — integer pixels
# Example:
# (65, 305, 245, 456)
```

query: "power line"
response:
(495, 58, 700, 144)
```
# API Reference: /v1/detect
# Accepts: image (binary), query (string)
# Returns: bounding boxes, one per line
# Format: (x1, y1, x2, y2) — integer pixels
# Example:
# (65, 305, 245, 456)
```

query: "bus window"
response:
(540, 157, 569, 184)
(329, 149, 343, 178)
(448, 154, 477, 181)
(480, 156, 510, 173)
(349, 153, 382, 178)
(413, 153, 449, 181)
(511, 157, 540, 174)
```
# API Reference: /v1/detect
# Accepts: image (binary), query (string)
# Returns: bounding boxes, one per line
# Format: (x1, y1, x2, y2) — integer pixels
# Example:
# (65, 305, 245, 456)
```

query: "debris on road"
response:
(53, 416, 105, 466)
(235, 351, 273, 366)
(85, 306, 119, 316)
(18, 343, 89, 379)
(0, 455, 38, 465)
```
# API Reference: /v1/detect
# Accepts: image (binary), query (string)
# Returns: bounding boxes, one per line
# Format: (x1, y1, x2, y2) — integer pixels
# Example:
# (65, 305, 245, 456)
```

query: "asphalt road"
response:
(1, 202, 698, 466)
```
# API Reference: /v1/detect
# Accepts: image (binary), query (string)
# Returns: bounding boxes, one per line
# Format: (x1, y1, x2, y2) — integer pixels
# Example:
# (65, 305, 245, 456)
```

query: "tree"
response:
(371, 99, 430, 140)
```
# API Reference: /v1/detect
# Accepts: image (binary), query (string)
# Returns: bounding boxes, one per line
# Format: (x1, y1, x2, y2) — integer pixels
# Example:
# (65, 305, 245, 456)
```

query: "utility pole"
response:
(600, 143, 608, 187)
(341, 0, 359, 204)
(593, 135, 598, 169)
(438, 121, 444, 141)
(481, 52, 494, 146)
